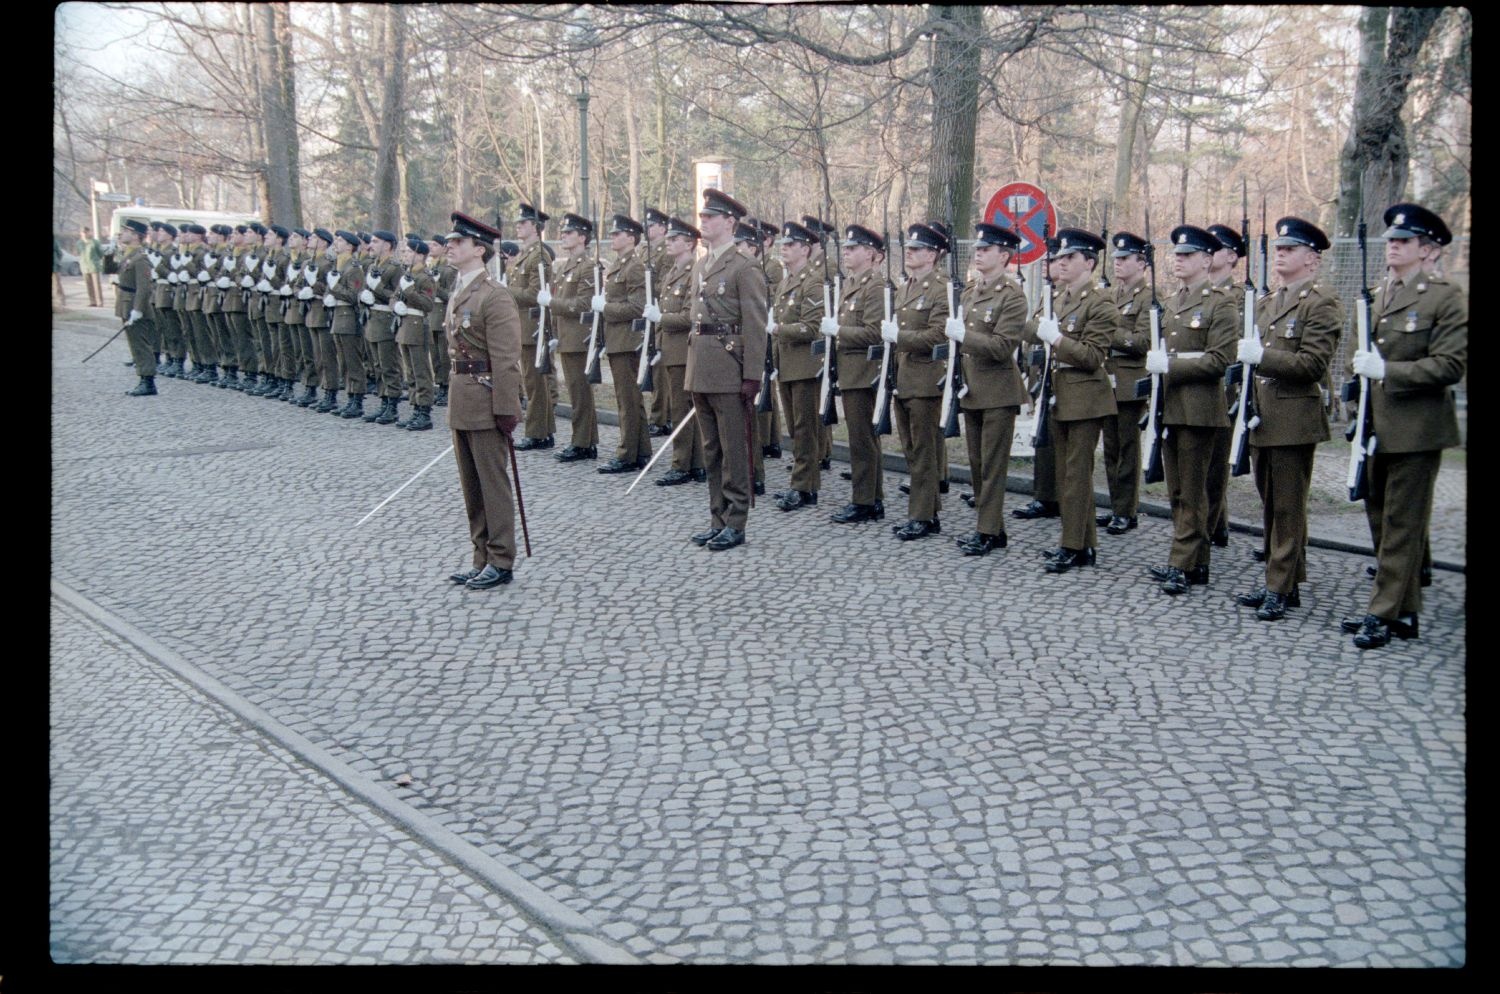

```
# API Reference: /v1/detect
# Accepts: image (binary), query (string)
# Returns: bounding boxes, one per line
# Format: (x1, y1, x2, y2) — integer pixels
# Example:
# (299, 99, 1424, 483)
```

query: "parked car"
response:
(59, 247, 81, 276)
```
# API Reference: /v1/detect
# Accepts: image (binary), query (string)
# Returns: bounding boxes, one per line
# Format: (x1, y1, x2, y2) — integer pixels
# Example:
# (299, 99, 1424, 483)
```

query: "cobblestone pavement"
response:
(49, 597, 574, 965)
(52, 313, 1465, 966)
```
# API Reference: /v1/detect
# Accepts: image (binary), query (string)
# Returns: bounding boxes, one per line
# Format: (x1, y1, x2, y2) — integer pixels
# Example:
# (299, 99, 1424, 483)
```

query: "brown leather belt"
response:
(693, 323, 740, 335)
(453, 359, 491, 374)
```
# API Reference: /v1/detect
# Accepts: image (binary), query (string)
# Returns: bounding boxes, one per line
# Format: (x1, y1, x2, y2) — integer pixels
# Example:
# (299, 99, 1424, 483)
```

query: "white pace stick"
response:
(355, 444, 454, 527)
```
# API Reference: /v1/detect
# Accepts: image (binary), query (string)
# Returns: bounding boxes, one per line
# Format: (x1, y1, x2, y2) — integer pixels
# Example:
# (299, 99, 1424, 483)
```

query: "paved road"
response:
(50, 312, 1466, 966)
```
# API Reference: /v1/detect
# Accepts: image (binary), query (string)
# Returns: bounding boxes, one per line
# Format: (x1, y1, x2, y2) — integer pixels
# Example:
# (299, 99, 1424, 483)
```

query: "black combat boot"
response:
(433, 384, 448, 407)
(126, 376, 158, 396)
(316, 389, 339, 413)
(405, 406, 433, 431)
(375, 399, 401, 425)
(340, 393, 365, 419)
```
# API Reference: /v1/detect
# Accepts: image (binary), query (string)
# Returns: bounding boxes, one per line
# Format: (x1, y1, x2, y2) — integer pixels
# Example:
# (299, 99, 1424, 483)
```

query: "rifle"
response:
(1228, 179, 1260, 477)
(1031, 221, 1055, 449)
(871, 205, 897, 436)
(936, 201, 965, 439)
(1138, 211, 1166, 484)
(635, 234, 658, 392)
(815, 205, 840, 426)
(583, 203, 604, 384)
(534, 254, 554, 375)
(1098, 205, 1111, 288)
(1344, 215, 1377, 501)
(752, 213, 774, 414)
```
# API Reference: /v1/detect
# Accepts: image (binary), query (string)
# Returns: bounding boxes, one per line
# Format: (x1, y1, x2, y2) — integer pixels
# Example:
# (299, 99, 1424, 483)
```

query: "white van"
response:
(107, 205, 261, 240)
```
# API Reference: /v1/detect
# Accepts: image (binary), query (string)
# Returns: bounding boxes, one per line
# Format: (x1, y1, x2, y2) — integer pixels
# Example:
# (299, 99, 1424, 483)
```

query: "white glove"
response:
(168, 272, 180, 285)
(367, 273, 382, 289)
(1145, 349, 1170, 375)
(399, 275, 414, 291)
(393, 300, 409, 317)
(278, 284, 292, 296)
(359, 288, 376, 305)
(196, 270, 210, 282)
(305, 267, 317, 283)
(643, 302, 662, 323)
(1036, 316, 1062, 345)
(205, 255, 218, 267)
(297, 287, 313, 300)
(1352, 349, 1386, 381)
(327, 271, 341, 288)
(127, 308, 142, 325)
(255, 279, 272, 293)
(239, 274, 255, 288)
(944, 317, 966, 344)
(215, 276, 231, 289)
(591, 293, 607, 314)
(535, 288, 552, 308)
(1237, 338, 1265, 365)
(819, 316, 840, 339)
(880, 318, 899, 344)
(262, 261, 275, 277)
(323, 293, 336, 308)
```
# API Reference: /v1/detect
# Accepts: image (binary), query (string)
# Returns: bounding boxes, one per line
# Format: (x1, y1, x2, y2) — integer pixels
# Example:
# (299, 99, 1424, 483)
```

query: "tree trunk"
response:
(1111, 26, 1155, 224)
(653, 44, 668, 208)
(625, 84, 640, 219)
(253, 3, 301, 225)
(372, 5, 406, 231)
(1337, 6, 1442, 236)
(926, 5, 982, 234)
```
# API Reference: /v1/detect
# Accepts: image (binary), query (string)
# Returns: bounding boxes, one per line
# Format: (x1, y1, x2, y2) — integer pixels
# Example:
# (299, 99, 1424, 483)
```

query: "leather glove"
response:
(591, 293, 607, 314)
(393, 300, 408, 317)
(880, 318, 899, 344)
(819, 316, 839, 339)
(496, 414, 518, 436)
(1237, 338, 1265, 365)
(359, 288, 376, 305)
(739, 379, 760, 401)
(1036, 316, 1062, 345)
(239, 274, 254, 288)
(643, 302, 662, 323)
(255, 279, 273, 293)
(297, 287, 314, 300)
(196, 270, 211, 282)
(535, 288, 552, 308)
(398, 275, 414, 291)
(127, 309, 142, 325)
(944, 317, 966, 344)
(1352, 349, 1386, 380)
(215, 276, 231, 289)
(323, 293, 336, 308)
(367, 273, 382, 289)
(1145, 349, 1170, 375)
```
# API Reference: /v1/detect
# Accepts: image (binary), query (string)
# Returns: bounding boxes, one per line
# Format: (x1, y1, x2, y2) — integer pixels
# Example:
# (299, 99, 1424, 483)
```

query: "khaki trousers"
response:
(1055, 416, 1104, 550)
(558, 352, 599, 448)
(520, 343, 557, 438)
(336, 334, 367, 394)
(454, 427, 517, 570)
(840, 388, 883, 505)
(895, 395, 942, 520)
(607, 352, 652, 465)
(1163, 424, 1216, 570)
(779, 378, 821, 494)
(124, 318, 157, 376)
(1102, 399, 1146, 517)
(431, 326, 450, 386)
(400, 341, 435, 407)
(84, 273, 104, 307)
(649, 372, 669, 426)
(367, 339, 401, 399)
(1207, 425, 1231, 535)
(666, 365, 703, 472)
(157, 308, 183, 358)
(315, 328, 340, 396)
(963, 406, 1018, 535)
(1251, 443, 1315, 595)
(1364, 449, 1441, 619)
(1032, 437, 1058, 503)
(695, 390, 752, 531)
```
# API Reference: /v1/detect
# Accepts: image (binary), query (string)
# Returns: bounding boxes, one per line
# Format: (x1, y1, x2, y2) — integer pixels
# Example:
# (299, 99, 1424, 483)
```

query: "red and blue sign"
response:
(983, 182, 1056, 266)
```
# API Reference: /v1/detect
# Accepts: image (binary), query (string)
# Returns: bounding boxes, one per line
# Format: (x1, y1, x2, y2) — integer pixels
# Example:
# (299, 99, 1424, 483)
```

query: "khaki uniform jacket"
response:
(184, 245, 208, 312)
(326, 253, 365, 336)
(201, 245, 225, 315)
(602, 245, 647, 355)
(1160, 280, 1237, 428)
(958, 273, 1029, 410)
(550, 250, 596, 353)
(1354, 273, 1466, 453)
(835, 269, 884, 391)
(893, 271, 950, 399)
(765, 256, 786, 290)
(150, 246, 174, 312)
(1108, 276, 1152, 402)
(394, 263, 437, 345)
(364, 256, 402, 342)
(1028, 280, 1117, 422)
(220, 247, 248, 314)
(446, 270, 522, 427)
(427, 262, 455, 334)
(282, 251, 308, 326)
(508, 241, 549, 338)
(303, 253, 330, 328)
(772, 262, 826, 384)
(113, 245, 152, 319)
(684, 243, 768, 394)
(649, 240, 670, 286)
(260, 248, 287, 324)
(241, 247, 263, 320)
(655, 257, 694, 367)
(1248, 279, 1339, 447)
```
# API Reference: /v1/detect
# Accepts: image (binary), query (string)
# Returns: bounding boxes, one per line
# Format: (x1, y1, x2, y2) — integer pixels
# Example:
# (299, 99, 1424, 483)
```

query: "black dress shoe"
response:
(1210, 526, 1230, 547)
(1011, 500, 1060, 520)
(820, 458, 832, 470)
(705, 527, 745, 551)
(763, 443, 783, 458)
(648, 423, 669, 437)
(1106, 515, 1138, 535)
(1039, 546, 1067, 562)
(1351, 615, 1390, 649)
(753, 481, 765, 496)
(465, 564, 513, 589)
(1160, 566, 1190, 595)
(829, 503, 881, 524)
(1237, 585, 1301, 609)
(1184, 564, 1210, 586)
(894, 518, 940, 541)
(840, 470, 852, 481)
(1421, 566, 1432, 587)
(690, 527, 722, 546)
(515, 435, 554, 451)
(898, 481, 950, 496)
(690, 468, 707, 482)
(1096, 512, 1113, 527)
(961, 492, 975, 507)
(449, 567, 481, 585)
(1256, 591, 1289, 621)
(555, 445, 598, 462)
(776, 490, 817, 511)
(656, 468, 693, 486)
(598, 458, 643, 474)
(958, 532, 1007, 556)
(1345, 613, 1419, 640)
(1044, 547, 1096, 574)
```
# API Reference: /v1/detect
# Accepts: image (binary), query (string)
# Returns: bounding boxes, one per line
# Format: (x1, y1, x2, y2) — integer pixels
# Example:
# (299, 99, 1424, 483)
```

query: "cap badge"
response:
(1279, 225, 1289, 236)
(1394, 213, 1405, 225)
(1177, 233, 1187, 244)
